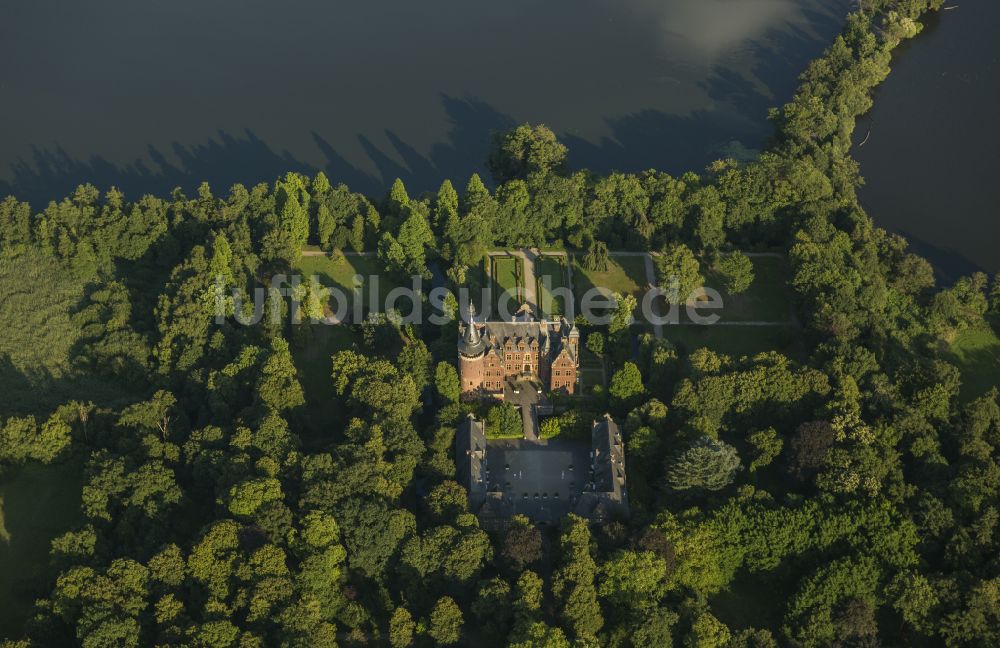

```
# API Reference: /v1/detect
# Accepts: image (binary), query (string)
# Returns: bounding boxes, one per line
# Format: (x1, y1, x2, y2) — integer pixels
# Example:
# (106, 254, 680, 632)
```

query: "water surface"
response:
(854, 3, 1000, 277)
(0, 0, 847, 203)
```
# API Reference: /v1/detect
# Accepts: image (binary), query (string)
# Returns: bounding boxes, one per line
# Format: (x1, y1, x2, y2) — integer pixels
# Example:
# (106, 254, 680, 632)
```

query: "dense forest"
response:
(2, 0, 999, 646)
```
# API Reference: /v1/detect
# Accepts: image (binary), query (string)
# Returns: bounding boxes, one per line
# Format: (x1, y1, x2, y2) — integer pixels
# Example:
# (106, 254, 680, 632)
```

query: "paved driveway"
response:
(505, 377, 543, 440)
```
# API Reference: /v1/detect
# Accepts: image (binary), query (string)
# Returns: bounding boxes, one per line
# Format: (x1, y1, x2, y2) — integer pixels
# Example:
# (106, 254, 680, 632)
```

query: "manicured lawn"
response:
(536, 255, 570, 319)
(690, 255, 791, 323)
(578, 344, 605, 371)
(491, 255, 524, 316)
(572, 255, 649, 321)
(578, 369, 606, 393)
(294, 253, 403, 316)
(945, 319, 1000, 401)
(573, 255, 648, 298)
(0, 459, 84, 638)
(662, 324, 801, 360)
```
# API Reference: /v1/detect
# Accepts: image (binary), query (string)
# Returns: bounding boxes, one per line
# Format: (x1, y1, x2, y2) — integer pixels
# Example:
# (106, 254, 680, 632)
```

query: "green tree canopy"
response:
(717, 252, 754, 294)
(609, 362, 645, 409)
(656, 243, 704, 305)
(666, 436, 742, 491)
(488, 124, 568, 184)
(428, 596, 463, 645)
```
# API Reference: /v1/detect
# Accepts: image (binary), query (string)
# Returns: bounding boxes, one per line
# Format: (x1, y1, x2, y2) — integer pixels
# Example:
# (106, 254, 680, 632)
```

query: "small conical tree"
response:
(583, 240, 610, 272)
(384, 178, 410, 222)
(717, 252, 754, 295)
(434, 179, 459, 231)
(311, 170, 331, 197)
(316, 202, 335, 249)
(256, 337, 305, 412)
(462, 173, 493, 217)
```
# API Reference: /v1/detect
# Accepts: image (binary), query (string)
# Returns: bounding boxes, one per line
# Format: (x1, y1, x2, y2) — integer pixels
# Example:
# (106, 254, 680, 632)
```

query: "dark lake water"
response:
(854, 2, 1000, 278)
(0, 0, 848, 205)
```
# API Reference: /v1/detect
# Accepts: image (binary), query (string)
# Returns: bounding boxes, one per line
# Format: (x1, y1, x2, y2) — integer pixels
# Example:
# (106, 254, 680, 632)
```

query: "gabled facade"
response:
(458, 313, 579, 400)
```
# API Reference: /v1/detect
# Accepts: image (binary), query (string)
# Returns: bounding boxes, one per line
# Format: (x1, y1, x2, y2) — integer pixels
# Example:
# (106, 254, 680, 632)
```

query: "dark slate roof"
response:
(582, 414, 629, 519)
(458, 316, 486, 358)
(456, 415, 488, 508)
(478, 492, 514, 519)
(574, 493, 614, 522)
(471, 317, 577, 364)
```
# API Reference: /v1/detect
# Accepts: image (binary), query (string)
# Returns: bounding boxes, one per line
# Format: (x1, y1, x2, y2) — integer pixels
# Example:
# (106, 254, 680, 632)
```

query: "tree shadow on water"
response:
(0, 95, 518, 205)
(564, 3, 849, 176)
(0, 0, 848, 205)
(312, 93, 516, 194)
(0, 131, 311, 206)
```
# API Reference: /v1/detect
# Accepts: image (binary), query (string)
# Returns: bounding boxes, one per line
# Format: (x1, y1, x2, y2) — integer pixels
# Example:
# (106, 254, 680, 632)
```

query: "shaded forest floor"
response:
(0, 457, 84, 638)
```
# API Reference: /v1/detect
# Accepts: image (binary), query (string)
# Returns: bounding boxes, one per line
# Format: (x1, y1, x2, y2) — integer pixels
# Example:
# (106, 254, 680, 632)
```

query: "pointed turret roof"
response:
(458, 306, 486, 357)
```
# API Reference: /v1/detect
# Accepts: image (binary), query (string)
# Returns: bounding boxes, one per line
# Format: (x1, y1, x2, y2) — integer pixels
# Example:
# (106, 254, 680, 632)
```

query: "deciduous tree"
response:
(717, 252, 754, 294)
(656, 244, 703, 305)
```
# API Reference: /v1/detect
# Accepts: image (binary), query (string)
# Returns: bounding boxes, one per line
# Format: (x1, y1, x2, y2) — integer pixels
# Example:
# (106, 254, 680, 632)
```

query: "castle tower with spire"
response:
(458, 306, 487, 398)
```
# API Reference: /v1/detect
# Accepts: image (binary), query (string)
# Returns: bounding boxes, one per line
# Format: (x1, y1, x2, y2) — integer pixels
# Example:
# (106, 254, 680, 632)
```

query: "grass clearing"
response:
(944, 319, 1000, 401)
(688, 255, 791, 323)
(573, 255, 648, 298)
(291, 325, 358, 404)
(572, 255, 648, 320)
(711, 568, 792, 633)
(290, 325, 359, 439)
(663, 324, 801, 360)
(0, 459, 84, 638)
(294, 253, 403, 316)
(578, 344, 604, 371)
(578, 369, 606, 393)
(536, 255, 569, 319)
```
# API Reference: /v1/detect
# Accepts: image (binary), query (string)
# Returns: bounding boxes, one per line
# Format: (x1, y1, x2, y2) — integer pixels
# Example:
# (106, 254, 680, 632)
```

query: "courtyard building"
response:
(455, 413, 628, 528)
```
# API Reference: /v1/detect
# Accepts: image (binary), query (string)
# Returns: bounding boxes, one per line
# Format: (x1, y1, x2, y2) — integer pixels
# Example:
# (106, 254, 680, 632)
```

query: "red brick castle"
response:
(458, 309, 580, 399)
